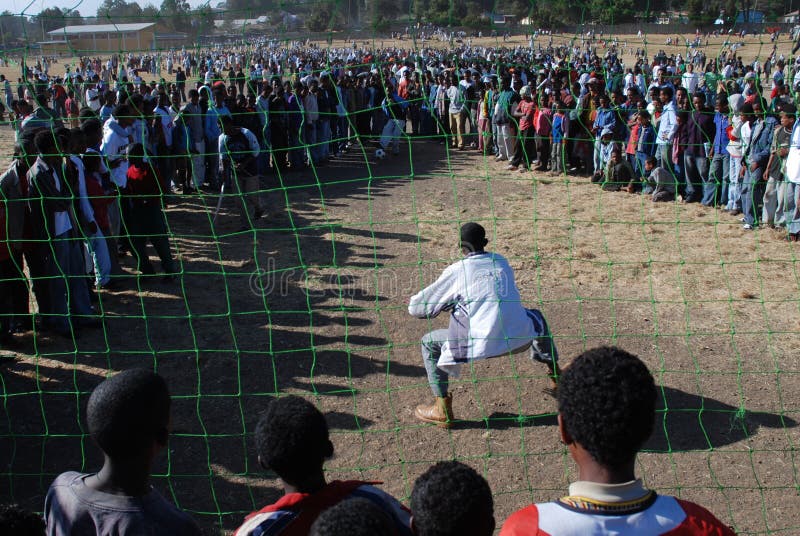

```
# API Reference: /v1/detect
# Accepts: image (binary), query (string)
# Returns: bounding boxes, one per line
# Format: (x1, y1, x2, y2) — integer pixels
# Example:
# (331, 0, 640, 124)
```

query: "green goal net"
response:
(0, 3, 799, 535)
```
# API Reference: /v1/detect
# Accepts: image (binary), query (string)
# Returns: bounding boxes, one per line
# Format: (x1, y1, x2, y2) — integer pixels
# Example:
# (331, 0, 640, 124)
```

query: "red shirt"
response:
(518, 100, 536, 131)
(85, 172, 114, 230)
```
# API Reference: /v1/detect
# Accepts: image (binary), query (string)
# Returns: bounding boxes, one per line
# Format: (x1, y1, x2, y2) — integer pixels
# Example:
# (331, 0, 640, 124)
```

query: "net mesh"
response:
(0, 5, 799, 535)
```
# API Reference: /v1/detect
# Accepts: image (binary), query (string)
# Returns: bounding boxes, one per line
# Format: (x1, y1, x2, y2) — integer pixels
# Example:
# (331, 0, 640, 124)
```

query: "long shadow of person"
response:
(450, 385, 796, 445)
(645, 386, 797, 452)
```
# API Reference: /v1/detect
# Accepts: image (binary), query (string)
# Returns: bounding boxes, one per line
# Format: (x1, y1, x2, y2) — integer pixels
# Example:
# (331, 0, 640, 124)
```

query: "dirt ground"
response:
(1, 33, 799, 535)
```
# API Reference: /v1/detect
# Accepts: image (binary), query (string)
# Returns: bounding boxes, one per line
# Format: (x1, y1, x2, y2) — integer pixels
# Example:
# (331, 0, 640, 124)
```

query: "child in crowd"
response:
(500, 347, 735, 536)
(125, 143, 178, 280)
(550, 101, 565, 173)
(642, 155, 677, 202)
(410, 461, 495, 536)
(234, 395, 411, 536)
(634, 110, 657, 181)
(44, 369, 201, 535)
(762, 104, 795, 227)
(309, 498, 396, 536)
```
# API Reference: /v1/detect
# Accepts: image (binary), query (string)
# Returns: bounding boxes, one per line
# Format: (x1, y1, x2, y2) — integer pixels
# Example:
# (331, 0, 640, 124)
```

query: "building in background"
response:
(44, 23, 156, 54)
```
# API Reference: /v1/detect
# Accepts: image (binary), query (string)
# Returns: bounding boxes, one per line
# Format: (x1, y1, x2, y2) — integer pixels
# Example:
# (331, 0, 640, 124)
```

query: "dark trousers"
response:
(30, 232, 93, 331)
(512, 127, 536, 168)
(0, 250, 30, 334)
(536, 137, 551, 169)
(129, 203, 176, 275)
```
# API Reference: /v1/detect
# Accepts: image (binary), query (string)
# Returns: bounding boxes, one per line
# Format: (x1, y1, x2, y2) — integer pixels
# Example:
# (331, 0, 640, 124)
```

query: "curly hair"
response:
(254, 395, 333, 484)
(87, 369, 170, 459)
(410, 461, 494, 536)
(557, 346, 656, 469)
(310, 498, 395, 536)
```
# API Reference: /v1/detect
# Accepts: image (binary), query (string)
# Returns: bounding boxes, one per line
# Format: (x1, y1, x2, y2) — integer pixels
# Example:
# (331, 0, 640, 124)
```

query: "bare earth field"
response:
(1, 33, 799, 535)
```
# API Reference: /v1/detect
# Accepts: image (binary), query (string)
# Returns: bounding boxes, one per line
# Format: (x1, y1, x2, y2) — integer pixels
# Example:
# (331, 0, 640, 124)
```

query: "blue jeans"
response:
(783, 182, 800, 234)
(317, 120, 331, 160)
(741, 164, 765, 226)
(683, 154, 717, 205)
(727, 156, 743, 211)
(304, 122, 317, 164)
(711, 153, 731, 208)
(206, 137, 220, 188)
(421, 309, 558, 397)
(682, 153, 706, 202)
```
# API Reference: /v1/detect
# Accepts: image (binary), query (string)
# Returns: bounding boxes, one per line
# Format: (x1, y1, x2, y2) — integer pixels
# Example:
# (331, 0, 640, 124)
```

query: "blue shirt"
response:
(713, 112, 730, 156)
(552, 114, 564, 143)
(593, 108, 616, 135)
(204, 104, 231, 141)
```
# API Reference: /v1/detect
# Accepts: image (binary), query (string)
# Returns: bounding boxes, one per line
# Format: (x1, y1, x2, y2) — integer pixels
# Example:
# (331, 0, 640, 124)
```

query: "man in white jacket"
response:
(408, 222, 560, 428)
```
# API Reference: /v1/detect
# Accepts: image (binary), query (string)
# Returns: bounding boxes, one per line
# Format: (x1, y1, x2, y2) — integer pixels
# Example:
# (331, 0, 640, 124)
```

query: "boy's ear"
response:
(257, 455, 270, 471)
(558, 414, 573, 445)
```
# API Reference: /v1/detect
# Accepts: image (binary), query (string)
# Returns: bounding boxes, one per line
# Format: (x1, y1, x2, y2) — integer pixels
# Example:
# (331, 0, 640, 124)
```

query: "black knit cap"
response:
(460, 222, 488, 253)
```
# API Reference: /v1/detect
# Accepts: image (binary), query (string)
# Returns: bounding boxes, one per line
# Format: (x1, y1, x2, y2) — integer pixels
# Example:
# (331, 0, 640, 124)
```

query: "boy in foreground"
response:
(500, 346, 736, 536)
(411, 461, 495, 536)
(44, 369, 200, 535)
(234, 395, 411, 535)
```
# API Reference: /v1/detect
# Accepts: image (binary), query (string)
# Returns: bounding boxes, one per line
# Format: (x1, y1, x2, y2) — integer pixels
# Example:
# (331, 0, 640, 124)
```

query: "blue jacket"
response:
(636, 124, 657, 157)
(745, 116, 777, 168)
(593, 108, 616, 136)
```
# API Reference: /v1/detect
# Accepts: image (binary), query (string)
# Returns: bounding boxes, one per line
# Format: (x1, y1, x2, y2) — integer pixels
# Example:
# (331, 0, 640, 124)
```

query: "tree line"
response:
(0, 0, 792, 47)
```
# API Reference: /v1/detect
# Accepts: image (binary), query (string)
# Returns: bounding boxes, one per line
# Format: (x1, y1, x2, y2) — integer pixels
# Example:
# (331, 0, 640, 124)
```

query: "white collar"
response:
(567, 479, 649, 503)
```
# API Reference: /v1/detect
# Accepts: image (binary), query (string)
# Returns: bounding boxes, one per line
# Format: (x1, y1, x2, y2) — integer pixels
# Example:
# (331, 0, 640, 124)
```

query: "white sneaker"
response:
(742, 223, 753, 230)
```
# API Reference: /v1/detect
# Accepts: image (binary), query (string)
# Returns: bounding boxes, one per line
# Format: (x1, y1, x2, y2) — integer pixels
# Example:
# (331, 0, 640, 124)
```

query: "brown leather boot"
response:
(414, 394, 454, 428)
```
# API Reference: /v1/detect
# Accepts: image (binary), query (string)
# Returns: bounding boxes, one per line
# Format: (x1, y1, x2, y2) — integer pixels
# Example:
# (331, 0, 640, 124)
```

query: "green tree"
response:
(97, 0, 144, 23)
(32, 7, 70, 34)
(0, 11, 32, 45)
(587, 0, 635, 23)
(307, 1, 344, 32)
(159, 0, 191, 31)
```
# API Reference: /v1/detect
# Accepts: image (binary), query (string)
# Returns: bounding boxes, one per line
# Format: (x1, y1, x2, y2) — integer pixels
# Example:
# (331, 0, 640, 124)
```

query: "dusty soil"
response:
(1, 33, 799, 535)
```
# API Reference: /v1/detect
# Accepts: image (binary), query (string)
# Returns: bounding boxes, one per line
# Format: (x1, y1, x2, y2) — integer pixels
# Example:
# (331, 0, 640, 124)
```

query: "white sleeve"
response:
(75, 160, 95, 224)
(408, 265, 459, 318)
(218, 135, 227, 160)
(245, 129, 259, 156)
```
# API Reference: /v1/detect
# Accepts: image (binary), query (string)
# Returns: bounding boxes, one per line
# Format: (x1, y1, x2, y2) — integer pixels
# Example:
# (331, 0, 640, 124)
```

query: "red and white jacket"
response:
(500, 480, 736, 536)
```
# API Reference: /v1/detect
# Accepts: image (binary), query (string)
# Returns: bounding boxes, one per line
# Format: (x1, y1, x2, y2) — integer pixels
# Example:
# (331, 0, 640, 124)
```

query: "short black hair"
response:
(254, 396, 333, 484)
(410, 461, 494, 536)
(81, 118, 102, 139)
(781, 103, 797, 117)
(87, 369, 171, 459)
(34, 129, 58, 155)
(557, 346, 656, 469)
(310, 498, 395, 536)
(0, 504, 45, 536)
(660, 86, 673, 99)
(112, 103, 131, 120)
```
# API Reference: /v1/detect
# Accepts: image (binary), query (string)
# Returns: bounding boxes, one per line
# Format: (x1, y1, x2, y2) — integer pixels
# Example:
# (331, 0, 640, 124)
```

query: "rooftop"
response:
(48, 23, 155, 36)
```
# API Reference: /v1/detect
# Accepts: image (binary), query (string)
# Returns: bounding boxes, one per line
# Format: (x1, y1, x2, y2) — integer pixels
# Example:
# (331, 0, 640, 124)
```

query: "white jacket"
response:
(408, 252, 536, 375)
